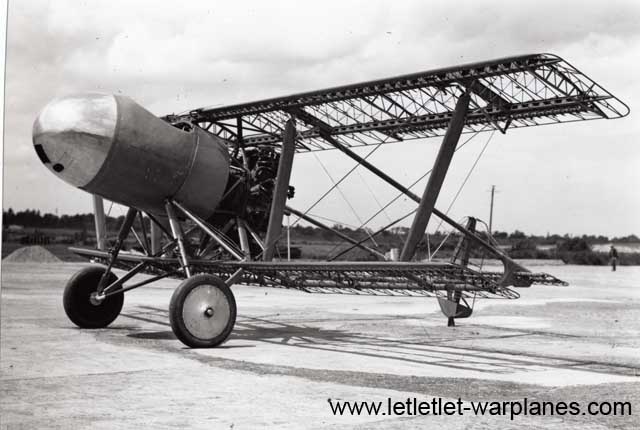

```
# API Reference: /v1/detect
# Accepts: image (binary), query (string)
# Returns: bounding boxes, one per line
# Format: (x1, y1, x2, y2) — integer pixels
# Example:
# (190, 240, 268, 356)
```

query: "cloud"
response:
(3, 0, 640, 235)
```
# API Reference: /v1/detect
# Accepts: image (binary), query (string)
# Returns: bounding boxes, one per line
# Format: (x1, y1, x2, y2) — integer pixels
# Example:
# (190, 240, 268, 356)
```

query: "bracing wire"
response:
(324, 130, 484, 257)
(257, 123, 491, 261)
(432, 130, 495, 234)
(290, 143, 383, 228)
(430, 215, 468, 259)
(341, 130, 483, 233)
(307, 213, 363, 230)
(252, 142, 383, 260)
(356, 170, 393, 223)
(312, 152, 379, 247)
(328, 207, 418, 261)
(428, 131, 496, 260)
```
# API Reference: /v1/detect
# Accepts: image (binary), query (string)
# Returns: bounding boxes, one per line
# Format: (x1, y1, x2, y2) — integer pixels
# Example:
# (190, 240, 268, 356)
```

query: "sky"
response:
(2, 0, 639, 237)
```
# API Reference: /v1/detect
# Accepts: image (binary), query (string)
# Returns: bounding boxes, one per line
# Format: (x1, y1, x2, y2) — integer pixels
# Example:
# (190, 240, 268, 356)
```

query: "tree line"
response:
(3, 208, 638, 244)
(3, 208, 125, 231)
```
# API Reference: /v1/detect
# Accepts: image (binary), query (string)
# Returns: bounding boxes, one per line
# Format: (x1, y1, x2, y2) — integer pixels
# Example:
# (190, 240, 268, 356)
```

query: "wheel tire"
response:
(63, 266, 124, 328)
(169, 274, 237, 348)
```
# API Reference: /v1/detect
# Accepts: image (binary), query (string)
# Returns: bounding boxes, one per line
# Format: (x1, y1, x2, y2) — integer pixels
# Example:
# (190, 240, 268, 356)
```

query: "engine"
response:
(210, 146, 295, 233)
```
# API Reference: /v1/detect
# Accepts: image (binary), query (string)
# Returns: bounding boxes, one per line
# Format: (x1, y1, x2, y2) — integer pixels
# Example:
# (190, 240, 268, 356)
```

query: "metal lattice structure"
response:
(164, 53, 628, 152)
(49, 53, 627, 347)
(71, 248, 571, 299)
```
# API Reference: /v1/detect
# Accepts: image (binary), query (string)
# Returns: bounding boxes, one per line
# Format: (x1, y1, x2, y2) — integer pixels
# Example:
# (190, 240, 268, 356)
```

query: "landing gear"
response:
(169, 274, 237, 348)
(438, 294, 473, 327)
(442, 217, 475, 327)
(63, 266, 124, 328)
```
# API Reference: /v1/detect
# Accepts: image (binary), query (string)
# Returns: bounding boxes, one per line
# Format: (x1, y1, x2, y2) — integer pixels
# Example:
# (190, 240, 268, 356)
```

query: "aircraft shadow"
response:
(120, 305, 639, 378)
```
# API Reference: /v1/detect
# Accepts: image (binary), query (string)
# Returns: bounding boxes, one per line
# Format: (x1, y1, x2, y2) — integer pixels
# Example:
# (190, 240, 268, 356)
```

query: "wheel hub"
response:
(182, 285, 231, 340)
(89, 292, 105, 306)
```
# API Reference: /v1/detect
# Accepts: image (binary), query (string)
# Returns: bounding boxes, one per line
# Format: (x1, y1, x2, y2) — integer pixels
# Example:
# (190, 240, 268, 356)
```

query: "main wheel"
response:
(169, 274, 237, 348)
(63, 266, 124, 328)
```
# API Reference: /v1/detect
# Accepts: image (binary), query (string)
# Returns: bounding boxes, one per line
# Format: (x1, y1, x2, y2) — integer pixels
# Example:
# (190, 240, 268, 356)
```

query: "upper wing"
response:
(164, 53, 629, 152)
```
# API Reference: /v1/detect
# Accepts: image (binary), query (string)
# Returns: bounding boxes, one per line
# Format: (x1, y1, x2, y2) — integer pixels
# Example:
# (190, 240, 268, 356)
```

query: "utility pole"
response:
(489, 185, 496, 234)
(286, 214, 291, 261)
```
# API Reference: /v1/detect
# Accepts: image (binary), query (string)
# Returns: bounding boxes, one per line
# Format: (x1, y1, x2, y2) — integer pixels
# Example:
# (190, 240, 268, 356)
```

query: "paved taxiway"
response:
(1, 262, 639, 429)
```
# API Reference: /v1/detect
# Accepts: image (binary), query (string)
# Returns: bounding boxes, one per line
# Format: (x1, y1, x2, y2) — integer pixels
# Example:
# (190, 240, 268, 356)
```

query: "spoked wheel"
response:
(63, 266, 124, 328)
(169, 274, 237, 348)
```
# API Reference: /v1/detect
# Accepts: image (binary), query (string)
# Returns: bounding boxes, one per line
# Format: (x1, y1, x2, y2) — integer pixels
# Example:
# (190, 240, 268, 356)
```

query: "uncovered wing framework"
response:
(165, 53, 629, 151)
(42, 53, 628, 347)
(53, 54, 629, 347)
(71, 248, 565, 300)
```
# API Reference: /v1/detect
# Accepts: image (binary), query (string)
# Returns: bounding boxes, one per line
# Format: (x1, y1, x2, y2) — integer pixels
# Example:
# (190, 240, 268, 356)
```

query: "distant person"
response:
(609, 245, 619, 271)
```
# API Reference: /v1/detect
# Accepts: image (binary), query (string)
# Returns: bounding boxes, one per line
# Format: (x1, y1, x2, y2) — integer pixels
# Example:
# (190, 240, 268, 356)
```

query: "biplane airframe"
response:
(32, 53, 628, 347)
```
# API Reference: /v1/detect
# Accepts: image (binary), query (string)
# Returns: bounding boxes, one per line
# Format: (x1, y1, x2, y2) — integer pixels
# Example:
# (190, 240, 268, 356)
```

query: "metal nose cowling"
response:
(32, 93, 117, 188)
(32, 92, 230, 219)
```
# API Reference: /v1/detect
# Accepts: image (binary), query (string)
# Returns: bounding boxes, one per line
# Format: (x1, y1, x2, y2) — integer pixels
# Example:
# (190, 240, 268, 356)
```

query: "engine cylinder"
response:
(33, 94, 230, 218)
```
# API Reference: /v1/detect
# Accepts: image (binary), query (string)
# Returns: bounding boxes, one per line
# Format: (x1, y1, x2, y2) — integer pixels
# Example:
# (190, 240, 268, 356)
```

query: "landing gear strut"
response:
(63, 208, 139, 329)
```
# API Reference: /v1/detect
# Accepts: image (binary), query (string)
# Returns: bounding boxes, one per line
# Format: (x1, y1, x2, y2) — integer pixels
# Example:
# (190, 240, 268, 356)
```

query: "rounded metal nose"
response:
(32, 93, 117, 188)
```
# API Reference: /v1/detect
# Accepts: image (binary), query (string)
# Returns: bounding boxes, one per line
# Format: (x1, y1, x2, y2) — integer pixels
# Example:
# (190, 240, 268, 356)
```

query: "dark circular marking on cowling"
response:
(53, 163, 64, 172)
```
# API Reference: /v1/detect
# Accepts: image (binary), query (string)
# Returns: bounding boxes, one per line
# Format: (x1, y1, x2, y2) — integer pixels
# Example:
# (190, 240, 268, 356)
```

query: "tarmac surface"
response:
(1, 262, 639, 429)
